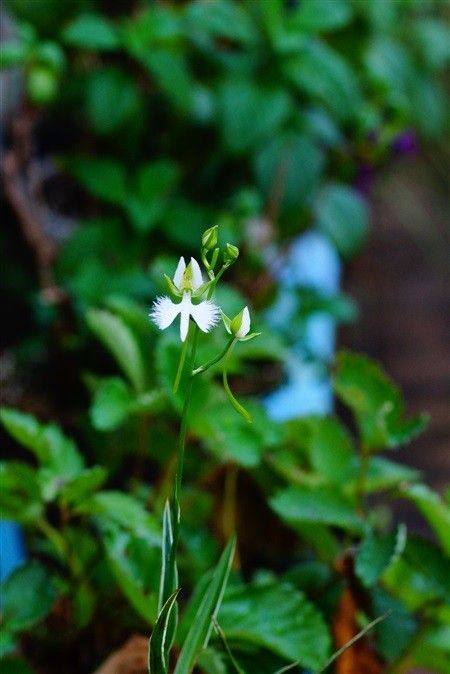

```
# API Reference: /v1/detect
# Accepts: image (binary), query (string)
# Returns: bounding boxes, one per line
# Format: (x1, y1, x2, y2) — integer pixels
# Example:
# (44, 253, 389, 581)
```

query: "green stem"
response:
(173, 330, 190, 394)
(38, 518, 83, 579)
(223, 340, 252, 424)
(192, 337, 235, 376)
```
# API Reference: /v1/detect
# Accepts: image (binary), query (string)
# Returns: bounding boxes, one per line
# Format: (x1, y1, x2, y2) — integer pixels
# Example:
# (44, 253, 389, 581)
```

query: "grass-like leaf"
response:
(148, 590, 180, 674)
(173, 536, 236, 674)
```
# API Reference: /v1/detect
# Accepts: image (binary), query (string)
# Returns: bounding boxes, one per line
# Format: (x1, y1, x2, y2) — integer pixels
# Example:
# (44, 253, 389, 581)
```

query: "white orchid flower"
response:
(222, 306, 260, 341)
(150, 257, 220, 342)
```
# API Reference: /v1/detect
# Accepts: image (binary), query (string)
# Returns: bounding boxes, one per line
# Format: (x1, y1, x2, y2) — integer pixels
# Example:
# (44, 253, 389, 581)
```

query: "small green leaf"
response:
(86, 67, 141, 134)
(78, 491, 160, 543)
(400, 484, 450, 555)
(270, 485, 363, 533)
(2, 561, 58, 632)
(0, 408, 44, 459)
(149, 590, 180, 674)
(90, 377, 134, 431)
(356, 524, 407, 587)
(315, 184, 370, 259)
(61, 14, 119, 50)
(87, 309, 146, 393)
(173, 537, 236, 674)
(67, 157, 127, 205)
(59, 466, 107, 506)
(126, 160, 179, 233)
(333, 351, 428, 451)
(0, 462, 43, 522)
(289, 0, 352, 32)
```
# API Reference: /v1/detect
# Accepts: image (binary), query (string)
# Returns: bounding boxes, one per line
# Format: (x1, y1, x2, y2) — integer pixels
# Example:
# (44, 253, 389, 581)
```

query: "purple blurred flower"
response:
(354, 162, 374, 197)
(391, 131, 418, 156)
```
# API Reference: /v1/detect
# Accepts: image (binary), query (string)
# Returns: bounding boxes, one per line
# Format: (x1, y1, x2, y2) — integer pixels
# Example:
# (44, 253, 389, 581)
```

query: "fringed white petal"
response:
(190, 257, 204, 290)
(150, 296, 181, 330)
(190, 300, 220, 334)
(179, 295, 191, 342)
(236, 306, 250, 338)
(173, 257, 186, 290)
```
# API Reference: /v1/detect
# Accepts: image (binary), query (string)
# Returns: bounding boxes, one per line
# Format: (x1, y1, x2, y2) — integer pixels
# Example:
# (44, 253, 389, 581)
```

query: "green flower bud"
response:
(223, 243, 239, 266)
(202, 225, 219, 251)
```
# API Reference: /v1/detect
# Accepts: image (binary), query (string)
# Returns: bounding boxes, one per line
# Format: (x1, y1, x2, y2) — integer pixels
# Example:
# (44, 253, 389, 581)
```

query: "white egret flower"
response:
(222, 306, 259, 341)
(150, 257, 220, 342)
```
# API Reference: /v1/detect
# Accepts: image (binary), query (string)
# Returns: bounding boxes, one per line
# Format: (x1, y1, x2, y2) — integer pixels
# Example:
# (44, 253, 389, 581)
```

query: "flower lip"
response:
(150, 291, 219, 342)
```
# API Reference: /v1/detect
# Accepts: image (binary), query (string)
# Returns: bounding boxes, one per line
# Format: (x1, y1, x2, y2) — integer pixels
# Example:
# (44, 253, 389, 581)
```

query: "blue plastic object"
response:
(0, 520, 25, 583)
(264, 230, 340, 421)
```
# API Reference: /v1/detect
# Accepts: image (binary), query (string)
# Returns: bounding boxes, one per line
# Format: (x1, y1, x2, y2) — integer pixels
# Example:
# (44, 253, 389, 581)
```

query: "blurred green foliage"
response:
(1, 1, 449, 672)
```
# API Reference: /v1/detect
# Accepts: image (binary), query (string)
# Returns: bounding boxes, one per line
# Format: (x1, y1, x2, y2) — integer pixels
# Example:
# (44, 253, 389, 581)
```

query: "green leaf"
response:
(364, 37, 413, 112)
(0, 41, 29, 68)
(371, 587, 416, 661)
(142, 50, 193, 114)
(61, 14, 119, 50)
(270, 485, 363, 533)
(299, 416, 354, 483)
(59, 466, 108, 506)
(333, 351, 429, 451)
(103, 527, 160, 625)
(157, 501, 178, 658)
(218, 79, 292, 153)
(90, 377, 134, 431)
(288, 0, 352, 33)
(149, 590, 180, 674)
(87, 309, 146, 393)
(218, 581, 331, 669)
(173, 537, 236, 674)
(284, 41, 361, 121)
(0, 409, 85, 500)
(184, 0, 259, 46)
(0, 461, 43, 522)
(314, 184, 370, 259)
(126, 160, 180, 233)
(356, 524, 407, 588)
(400, 484, 450, 555)
(413, 18, 450, 70)
(254, 133, 324, 211)
(78, 490, 160, 543)
(1, 561, 58, 632)
(86, 67, 141, 134)
(67, 157, 127, 205)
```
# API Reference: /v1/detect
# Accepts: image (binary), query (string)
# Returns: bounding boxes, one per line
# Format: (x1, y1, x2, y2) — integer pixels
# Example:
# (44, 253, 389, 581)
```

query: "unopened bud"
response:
(223, 243, 239, 266)
(202, 225, 219, 251)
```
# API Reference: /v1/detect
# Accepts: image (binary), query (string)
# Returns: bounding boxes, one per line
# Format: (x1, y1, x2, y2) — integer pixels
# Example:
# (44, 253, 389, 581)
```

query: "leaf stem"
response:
(192, 337, 235, 376)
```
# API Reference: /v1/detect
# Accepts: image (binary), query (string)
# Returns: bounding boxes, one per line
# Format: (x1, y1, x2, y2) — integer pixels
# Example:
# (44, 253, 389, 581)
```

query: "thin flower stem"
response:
(223, 340, 252, 423)
(192, 337, 235, 376)
(173, 331, 190, 394)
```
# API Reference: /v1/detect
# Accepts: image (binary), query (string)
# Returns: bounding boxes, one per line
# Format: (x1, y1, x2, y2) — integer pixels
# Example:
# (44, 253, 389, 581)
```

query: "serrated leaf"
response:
(333, 351, 428, 450)
(270, 485, 363, 533)
(173, 537, 236, 674)
(218, 581, 331, 669)
(314, 184, 370, 259)
(90, 377, 134, 431)
(87, 309, 146, 393)
(149, 590, 180, 674)
(356, 524, 407, 587)
(1, 561, 58, 632)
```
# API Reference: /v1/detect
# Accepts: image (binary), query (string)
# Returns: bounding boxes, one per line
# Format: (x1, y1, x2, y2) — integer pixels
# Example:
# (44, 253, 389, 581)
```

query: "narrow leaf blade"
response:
(148, 590, 180, 674)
